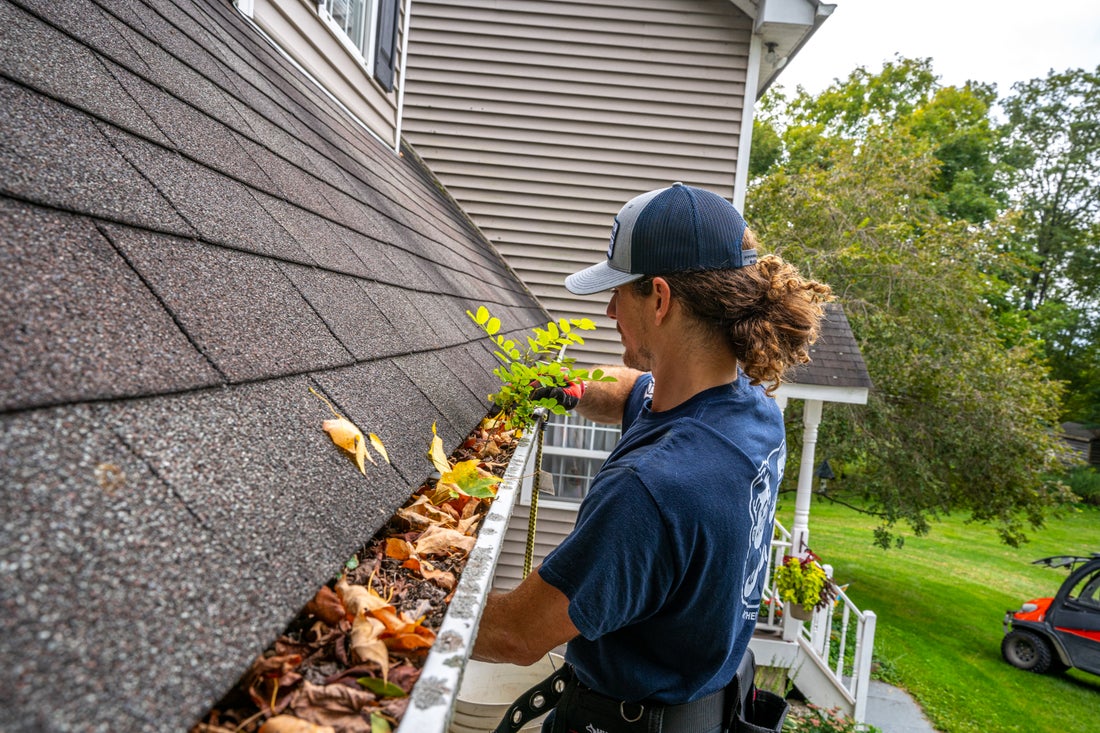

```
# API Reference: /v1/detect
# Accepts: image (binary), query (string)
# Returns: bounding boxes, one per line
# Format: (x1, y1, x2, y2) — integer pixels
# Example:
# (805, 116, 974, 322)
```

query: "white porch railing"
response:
(755, 521, 877, 724)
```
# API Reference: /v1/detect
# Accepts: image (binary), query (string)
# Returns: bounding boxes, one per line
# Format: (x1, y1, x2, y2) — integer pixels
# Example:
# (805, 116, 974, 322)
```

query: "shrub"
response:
(1062, 466, 1100, 506)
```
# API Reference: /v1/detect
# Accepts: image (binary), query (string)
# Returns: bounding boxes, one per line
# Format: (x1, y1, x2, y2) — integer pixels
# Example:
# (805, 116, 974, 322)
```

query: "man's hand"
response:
(531, 380, 586, 410)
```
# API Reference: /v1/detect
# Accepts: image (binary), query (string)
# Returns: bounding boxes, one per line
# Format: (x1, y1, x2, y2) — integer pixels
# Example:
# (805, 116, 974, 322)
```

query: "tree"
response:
(748, 61, 1074, 547)
(759, 57, 1005, 224)
(997, 67, 1100, 424)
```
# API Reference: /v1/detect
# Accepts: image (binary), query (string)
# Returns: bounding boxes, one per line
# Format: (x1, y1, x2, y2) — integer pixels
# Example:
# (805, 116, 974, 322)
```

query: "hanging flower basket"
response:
(773, 549, 837, 620)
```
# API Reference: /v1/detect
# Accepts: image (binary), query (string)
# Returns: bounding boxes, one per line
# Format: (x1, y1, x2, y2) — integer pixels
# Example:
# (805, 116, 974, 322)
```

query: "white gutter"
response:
(393, 0, 413, 154)
(395, 423, 539, 733)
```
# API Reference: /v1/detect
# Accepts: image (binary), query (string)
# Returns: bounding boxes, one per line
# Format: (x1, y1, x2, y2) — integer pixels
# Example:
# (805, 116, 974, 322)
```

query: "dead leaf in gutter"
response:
(304, 586, 346, 627)
(384, 537, 415, 561)
(414, 524, 475, 556)
(336, 578, 389, 617)
(349, 615, 389, 679)
(258, 715, 335, 733)
(287, 681, 377, 732)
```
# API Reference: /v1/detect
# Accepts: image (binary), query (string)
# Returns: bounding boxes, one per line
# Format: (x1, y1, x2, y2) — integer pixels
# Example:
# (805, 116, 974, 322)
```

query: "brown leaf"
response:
(336, 578, 389, 617)
(349, 615, 389, 679)
(258, 715, 336, 733)
(286, 682, 376, 733)
(304, 586, 346, 626)
(395, 495, 456, 530)
(417, 559, 456, 591)
(413, 524, 475, 556)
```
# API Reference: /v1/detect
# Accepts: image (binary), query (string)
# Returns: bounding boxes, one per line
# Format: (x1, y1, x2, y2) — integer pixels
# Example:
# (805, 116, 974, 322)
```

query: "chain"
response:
(523, 408, 549, 578)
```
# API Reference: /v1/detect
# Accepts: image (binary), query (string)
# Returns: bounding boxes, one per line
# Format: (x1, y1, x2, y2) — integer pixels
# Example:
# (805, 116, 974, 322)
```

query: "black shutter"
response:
(373, 0, 400, 92)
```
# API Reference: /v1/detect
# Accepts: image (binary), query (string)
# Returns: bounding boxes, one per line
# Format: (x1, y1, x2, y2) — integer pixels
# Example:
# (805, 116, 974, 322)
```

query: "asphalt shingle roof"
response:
(0, 0, 546, 730)
(787, 303, 873, 391)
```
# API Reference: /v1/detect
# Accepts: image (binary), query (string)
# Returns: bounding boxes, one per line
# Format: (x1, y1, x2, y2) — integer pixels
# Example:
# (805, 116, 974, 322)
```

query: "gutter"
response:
(394, 421, 540, 732)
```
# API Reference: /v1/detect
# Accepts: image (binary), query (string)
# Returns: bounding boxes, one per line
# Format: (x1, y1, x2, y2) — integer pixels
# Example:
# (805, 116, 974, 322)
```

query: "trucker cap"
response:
(564, 182, 757, 295)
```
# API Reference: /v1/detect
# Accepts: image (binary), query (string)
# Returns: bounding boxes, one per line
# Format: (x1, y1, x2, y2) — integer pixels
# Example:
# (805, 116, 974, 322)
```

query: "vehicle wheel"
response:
(1001, 629, 1054, 673)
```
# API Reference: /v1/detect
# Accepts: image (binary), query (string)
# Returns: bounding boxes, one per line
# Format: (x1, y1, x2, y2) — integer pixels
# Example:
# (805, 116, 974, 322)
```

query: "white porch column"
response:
(790, 398, 823, 555)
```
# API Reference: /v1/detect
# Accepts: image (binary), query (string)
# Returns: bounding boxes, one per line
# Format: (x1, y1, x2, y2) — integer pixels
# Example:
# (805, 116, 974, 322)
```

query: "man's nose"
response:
(606, 291, 617, 320)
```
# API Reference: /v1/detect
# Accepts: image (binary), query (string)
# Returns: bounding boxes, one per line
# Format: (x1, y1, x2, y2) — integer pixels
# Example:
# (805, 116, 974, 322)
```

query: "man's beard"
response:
(622, 343, 653, 372)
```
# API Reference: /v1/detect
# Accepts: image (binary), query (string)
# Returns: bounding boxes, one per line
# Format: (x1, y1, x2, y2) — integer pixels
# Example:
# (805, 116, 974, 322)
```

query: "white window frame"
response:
(316, 0, 379, 76)
(537, 413, 620, 503)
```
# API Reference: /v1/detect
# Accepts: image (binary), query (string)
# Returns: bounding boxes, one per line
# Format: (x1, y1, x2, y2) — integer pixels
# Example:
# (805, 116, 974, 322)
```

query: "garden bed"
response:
(190, 415, 537, 733)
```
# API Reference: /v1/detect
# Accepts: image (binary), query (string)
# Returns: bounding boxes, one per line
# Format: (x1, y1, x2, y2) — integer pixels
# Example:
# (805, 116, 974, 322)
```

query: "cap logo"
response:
(608, 219, 619, 259)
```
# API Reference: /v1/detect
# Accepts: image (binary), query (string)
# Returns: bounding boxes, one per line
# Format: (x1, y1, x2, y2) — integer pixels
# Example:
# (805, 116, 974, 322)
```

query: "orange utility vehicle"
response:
(1001, 554, 1100, 676)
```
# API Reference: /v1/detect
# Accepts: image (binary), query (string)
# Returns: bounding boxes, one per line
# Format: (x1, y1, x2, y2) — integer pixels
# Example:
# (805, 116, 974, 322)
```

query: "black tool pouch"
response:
(725, 651, 788, 733)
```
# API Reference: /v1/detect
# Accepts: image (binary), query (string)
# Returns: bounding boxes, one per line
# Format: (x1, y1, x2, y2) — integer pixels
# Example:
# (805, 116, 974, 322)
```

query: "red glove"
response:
(531, 380, 586, 410)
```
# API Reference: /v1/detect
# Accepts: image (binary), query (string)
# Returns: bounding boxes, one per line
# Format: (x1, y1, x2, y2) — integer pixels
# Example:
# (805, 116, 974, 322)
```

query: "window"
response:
(317, 0, 400, 92)
(1070, 570, 1100, 609)
(320, 0, 372, 58)
(540, 414, 621, 501)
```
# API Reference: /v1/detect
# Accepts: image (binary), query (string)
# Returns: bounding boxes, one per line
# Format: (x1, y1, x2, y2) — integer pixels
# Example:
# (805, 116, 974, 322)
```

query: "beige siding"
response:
(252, 0, 403, 145)
(492, 502, 579, 591)
(404, 0, 751, 366)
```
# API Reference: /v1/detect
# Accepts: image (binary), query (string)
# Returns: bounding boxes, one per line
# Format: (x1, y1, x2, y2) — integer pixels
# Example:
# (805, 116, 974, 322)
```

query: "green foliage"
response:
(1061, 466, 1100, 506)
(996, 66, 1100, 424)
(750, 58, 1079, 547)
(773, 555, 830, 608)
(759, 56, 1005, 224)
(467, 305, 614, 428)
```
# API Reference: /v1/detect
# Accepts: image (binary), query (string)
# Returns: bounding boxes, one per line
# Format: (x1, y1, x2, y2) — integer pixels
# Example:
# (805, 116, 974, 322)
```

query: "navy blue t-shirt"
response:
(539, 372, 785, 704)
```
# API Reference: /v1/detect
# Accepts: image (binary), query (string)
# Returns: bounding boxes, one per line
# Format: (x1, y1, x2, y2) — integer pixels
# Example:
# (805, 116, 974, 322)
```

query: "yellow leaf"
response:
(427, 422, 450, 476)
(323, 418, 367, 475)
(369, 433, 390, 463)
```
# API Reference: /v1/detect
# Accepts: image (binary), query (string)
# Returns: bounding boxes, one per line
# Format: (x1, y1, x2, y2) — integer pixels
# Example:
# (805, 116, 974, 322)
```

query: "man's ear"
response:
(651, 277, 673, 325)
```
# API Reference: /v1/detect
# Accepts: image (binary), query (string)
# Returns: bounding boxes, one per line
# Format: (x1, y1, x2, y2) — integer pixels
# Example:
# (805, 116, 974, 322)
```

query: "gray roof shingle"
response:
(0, 0, 546, 729)
(787, 302, 873, 390)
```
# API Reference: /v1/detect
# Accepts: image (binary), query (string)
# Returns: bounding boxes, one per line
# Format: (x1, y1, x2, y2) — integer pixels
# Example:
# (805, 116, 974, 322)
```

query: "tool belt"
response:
(490, 650, 788, 733)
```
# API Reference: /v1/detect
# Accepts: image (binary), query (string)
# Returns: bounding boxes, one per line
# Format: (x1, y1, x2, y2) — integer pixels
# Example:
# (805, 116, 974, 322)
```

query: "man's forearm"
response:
(576, 365, 643, 424)
(472, 571, 579, 666)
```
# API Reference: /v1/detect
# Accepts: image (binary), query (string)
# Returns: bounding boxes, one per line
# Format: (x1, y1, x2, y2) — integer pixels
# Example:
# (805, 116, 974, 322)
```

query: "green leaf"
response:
(485, 317, 501, 336)
(358, 677, 408, 698)
(371, 713, 392, 733)
(472, 306, 489, 325)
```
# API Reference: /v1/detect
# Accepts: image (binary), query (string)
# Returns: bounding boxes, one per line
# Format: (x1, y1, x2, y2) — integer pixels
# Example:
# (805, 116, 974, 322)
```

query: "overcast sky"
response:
(774, 0, 1100, 98)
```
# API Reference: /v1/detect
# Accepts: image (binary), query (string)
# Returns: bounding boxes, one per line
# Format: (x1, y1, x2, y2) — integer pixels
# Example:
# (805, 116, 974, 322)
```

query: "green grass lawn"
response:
(779, 496, 1100, 733)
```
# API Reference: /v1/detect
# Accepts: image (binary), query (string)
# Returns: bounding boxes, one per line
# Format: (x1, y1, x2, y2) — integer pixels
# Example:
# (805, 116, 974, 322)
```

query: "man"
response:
(472, 183, 831, 733)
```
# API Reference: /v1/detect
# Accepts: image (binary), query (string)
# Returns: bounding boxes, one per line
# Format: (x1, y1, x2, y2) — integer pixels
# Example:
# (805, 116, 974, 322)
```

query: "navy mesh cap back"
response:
(565, 182, 756, 295)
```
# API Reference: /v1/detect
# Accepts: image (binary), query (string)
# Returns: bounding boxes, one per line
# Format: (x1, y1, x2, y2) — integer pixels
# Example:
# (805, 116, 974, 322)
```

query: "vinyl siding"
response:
(404, 0, 751, 366)
(492, 502, 580, 591)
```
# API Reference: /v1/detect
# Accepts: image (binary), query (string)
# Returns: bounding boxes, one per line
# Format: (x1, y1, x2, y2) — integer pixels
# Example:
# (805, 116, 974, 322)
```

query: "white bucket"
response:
(450, 654, 565, 733)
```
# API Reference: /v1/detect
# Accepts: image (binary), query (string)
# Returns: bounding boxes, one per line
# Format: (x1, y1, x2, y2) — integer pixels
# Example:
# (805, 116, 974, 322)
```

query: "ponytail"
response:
(657, 235, 832, 394)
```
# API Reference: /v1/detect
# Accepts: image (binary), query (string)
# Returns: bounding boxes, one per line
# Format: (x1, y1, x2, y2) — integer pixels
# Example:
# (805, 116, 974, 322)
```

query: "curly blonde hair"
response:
(633, 231, 832, 394)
